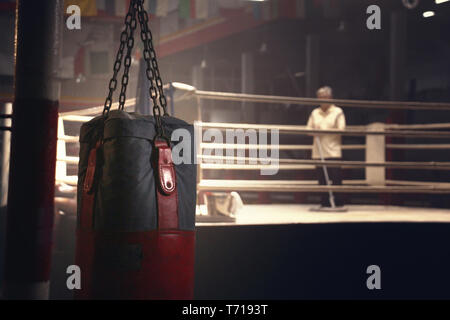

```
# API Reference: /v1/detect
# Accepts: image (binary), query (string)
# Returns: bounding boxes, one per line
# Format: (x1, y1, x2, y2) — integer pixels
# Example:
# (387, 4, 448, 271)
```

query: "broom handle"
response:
(315, 136, 336, 208)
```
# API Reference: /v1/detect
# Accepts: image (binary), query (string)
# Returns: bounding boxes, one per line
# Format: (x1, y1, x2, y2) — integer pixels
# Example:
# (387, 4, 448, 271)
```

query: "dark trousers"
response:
(315, 157, 343, 207)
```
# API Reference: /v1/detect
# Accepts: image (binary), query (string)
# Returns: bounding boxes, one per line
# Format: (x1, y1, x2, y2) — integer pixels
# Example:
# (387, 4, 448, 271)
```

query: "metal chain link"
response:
(118, 2, 137, 110)
(102, 0, 136, 116)
(102, 0, 168, 140)
(136, 0, 168, 138)
(135, 2, 168, 116)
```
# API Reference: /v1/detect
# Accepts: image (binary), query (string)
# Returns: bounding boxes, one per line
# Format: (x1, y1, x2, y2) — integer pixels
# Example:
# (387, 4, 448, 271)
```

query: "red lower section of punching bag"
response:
(75, 229, 195, 300)
(75, 125, 195, 299)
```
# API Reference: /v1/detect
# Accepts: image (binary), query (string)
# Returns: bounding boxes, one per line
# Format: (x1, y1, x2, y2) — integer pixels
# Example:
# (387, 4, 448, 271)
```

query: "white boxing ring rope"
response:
(167, 82, 450, 111)
(198, 155, 450, 170)
(200, 143, 450, 150)
(56, 84, 450, 196)
(197, 122, 450, 138)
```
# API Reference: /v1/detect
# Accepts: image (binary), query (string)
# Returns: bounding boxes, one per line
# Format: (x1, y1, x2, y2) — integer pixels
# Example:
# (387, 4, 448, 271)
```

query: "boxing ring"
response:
(57, 83, 450, 213)
(49, 85, 450, 299)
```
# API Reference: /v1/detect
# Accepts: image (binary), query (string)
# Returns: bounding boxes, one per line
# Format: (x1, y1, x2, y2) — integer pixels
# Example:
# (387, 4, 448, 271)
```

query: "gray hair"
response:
(316, 86, 333, 97)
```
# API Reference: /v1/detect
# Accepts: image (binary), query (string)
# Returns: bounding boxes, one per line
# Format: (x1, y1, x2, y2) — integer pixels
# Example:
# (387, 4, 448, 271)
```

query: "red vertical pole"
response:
(4, 0, 63, 299)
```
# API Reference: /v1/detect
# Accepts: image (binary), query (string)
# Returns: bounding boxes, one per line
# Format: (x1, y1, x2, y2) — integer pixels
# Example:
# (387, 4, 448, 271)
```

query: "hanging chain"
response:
(102, 0, 168, 140)
(135, 1, 168, 116)
(118, 2, 137, 110)
(136, 0, 168, 138)
(103, 0, 136, 116)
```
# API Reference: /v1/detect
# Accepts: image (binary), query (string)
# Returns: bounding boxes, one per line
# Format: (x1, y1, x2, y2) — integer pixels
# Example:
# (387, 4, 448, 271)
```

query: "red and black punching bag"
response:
(75, 0, 196, 299)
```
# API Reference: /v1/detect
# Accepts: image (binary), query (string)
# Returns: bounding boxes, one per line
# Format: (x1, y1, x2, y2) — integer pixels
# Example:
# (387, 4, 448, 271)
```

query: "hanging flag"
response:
(218, 0, 242, 9)
(104, 0, 115, 16)
(160, 10, 180, 35)
(252, 1, 262, 20)
(305, 0, 323, 19)
(261, 0, 271, 20)
(156, 0, 169, 16)
(169, 0, 179, 12)
(190, 0, 196, 19)
(323, 0, 339, 18)
(179, 0, 190, 19)
(114, 0, 127, 17)
(64, 0, 97, 16)
(147, 0, 157, 14)
(296, 0, 305, 19)
(74, 46, 85, 76)
(208, 0, 219, 17)
(195, 0, 208, 19)
(0, 0, 15, 11)
(96, 0, 106, 11)
(279, 0, 298, 19)
(271, 0, 279, 20)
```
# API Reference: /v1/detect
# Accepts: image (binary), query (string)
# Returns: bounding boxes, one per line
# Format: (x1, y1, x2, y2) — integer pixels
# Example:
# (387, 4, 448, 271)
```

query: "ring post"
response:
(366, 123, 386, 186)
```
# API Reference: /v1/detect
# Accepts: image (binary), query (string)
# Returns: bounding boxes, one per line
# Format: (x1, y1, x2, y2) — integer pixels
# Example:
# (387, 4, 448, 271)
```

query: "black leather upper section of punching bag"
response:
(77, 110, 196, 232)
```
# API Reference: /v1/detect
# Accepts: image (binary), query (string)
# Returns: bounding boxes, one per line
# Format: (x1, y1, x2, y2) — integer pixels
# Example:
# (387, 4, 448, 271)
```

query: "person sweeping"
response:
(306, 86, 346, 209)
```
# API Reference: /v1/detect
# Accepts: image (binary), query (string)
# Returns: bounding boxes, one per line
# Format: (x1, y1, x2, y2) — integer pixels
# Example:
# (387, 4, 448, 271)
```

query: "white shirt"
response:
(306, 105, 346, 159)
